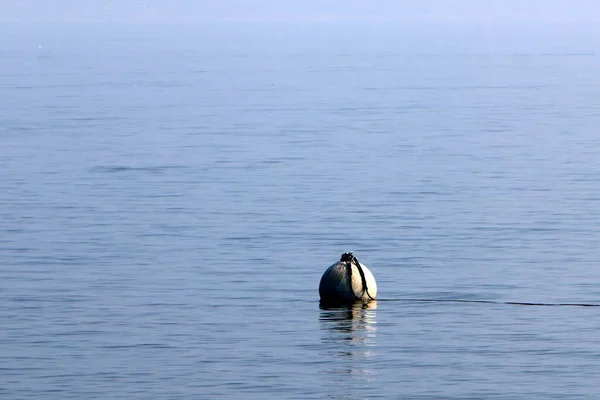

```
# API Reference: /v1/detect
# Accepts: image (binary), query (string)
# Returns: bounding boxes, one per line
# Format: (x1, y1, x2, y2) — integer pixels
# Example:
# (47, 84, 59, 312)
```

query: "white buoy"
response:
(319, 252, 377, 305)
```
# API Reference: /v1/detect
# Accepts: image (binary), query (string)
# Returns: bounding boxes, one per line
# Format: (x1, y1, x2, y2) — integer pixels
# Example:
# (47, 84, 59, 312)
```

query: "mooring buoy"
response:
(319, 252, 377, 305)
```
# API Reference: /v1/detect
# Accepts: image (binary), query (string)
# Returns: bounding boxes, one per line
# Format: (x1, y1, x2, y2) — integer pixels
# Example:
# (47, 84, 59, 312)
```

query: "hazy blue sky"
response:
(1, 0, 599, 23)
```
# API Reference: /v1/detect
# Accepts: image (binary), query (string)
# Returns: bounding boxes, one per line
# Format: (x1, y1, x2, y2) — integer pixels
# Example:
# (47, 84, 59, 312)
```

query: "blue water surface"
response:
(2, 22, 600, 399)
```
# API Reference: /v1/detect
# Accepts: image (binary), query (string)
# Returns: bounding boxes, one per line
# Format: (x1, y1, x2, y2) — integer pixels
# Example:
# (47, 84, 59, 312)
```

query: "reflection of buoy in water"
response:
(319, 252, 377, 305)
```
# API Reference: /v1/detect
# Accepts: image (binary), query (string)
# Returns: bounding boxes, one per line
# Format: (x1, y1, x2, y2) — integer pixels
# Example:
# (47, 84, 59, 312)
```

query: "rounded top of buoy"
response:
(319, 253, 377, 305)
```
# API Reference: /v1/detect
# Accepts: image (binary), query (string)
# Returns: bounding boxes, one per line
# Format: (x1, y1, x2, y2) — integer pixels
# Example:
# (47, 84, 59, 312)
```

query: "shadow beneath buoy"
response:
(318, 302, 378, 397)
(320, 300, 376, 325)
(319, 301, 377, 344)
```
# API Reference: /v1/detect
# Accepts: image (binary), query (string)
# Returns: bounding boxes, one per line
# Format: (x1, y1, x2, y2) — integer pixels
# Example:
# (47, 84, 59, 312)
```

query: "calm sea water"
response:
(2, 22, 600, 399)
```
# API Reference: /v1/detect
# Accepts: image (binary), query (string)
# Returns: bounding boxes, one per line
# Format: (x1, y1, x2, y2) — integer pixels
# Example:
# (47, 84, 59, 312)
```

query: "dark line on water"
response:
(379, 298, 600, 307)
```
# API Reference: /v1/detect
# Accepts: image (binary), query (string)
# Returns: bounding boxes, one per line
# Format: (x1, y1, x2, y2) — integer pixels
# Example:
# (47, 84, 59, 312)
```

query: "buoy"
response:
(319, 252, 377, 305)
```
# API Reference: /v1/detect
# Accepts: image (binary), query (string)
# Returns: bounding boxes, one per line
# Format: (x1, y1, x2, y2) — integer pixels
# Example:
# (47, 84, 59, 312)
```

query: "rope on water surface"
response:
(377, 298, 600, 307)
(329, 253, 598, 307)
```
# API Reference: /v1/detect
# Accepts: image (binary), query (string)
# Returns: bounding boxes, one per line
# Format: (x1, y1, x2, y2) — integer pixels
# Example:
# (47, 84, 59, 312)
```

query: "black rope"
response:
(377, 298, 600, 307)
(334, 253, 600, 307)
(340, 252, 375, 301)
